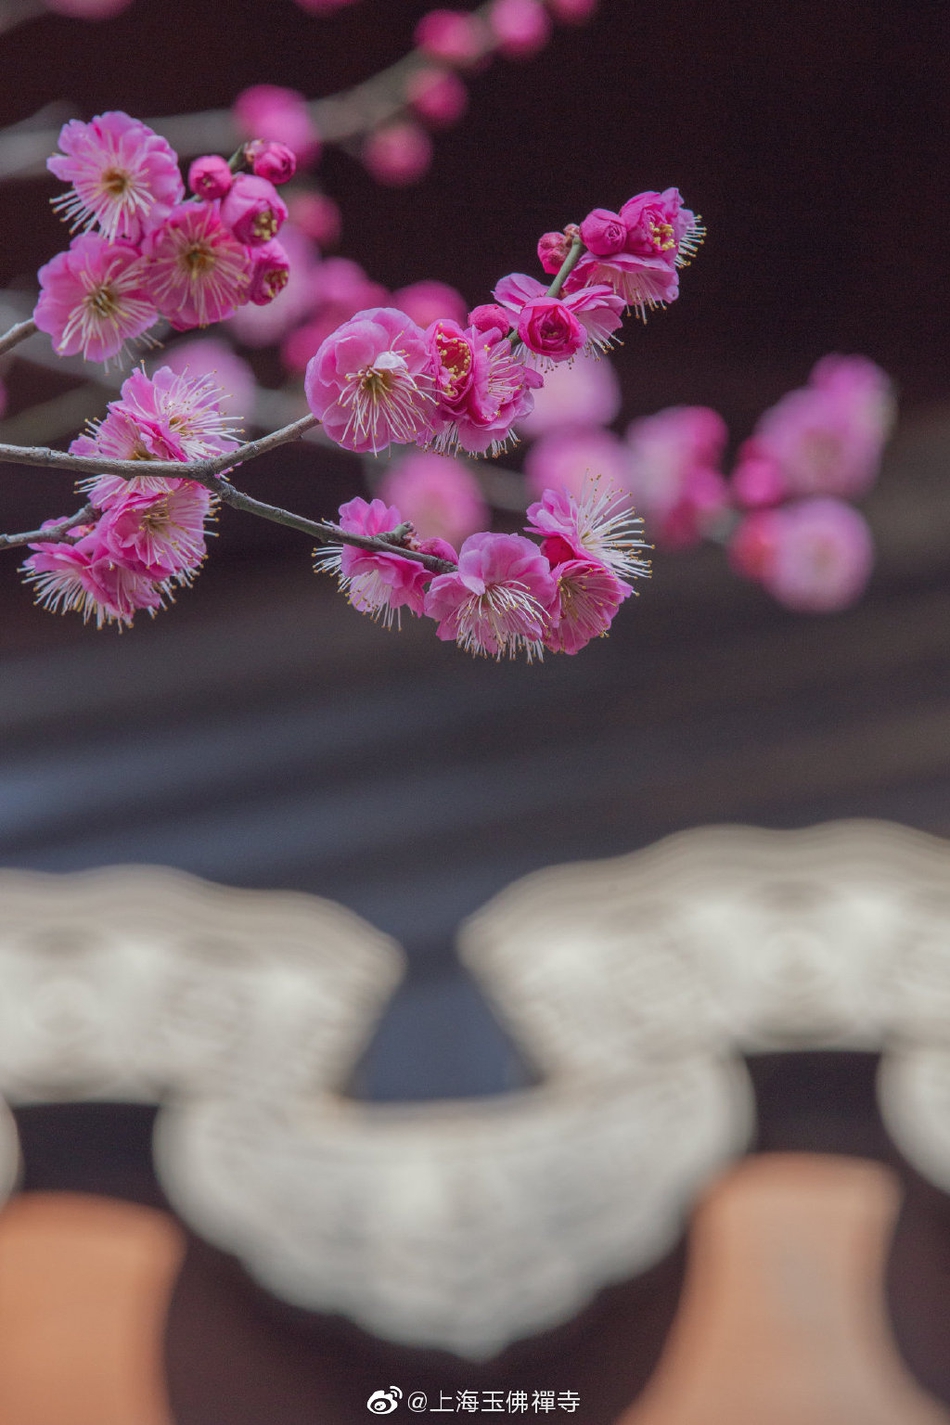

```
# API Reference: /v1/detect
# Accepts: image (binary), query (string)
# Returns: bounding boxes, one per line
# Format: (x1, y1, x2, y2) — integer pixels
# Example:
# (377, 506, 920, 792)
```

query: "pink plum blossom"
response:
(48, 112, 184, 243)
(233, 86, 321, 167)
(316, 497, 454, 626)
(246, 140, 297, 186)
(393, 280, 468, 328)
(379, 452, 489, 546)
(362, 123, 433, 186)
(489, 0, 551, 58)
(580, 208, 627, 257)
(407, 67, 469, 127)
(524, 425, 630, 499)
(97, 480, 213, 582)
(625, 405, 729, 547)
(187, 156, 232, 202)
(414, 9, 488, 65)
(142, 202, 253, 329)
(304, 307, 436, 454)
(425, 319, 540, 456)
(565, 249, 680, 318)
(755, 498, 875, 613)
(620, 189, 704, 266)
(110, 365, 241, 460)
(544, 557, 632, 653)
(494, 272, 623, 359)
(424, 532, 556, 660)
(22, 530, 166, 628)
(525, 479, 650, 582)
(517, 349, 620, 437)
(34, 233, 157, 364)
(220, 173, 288, 247)
(468, 303, 512, 336)
(750, 355, 895, 499)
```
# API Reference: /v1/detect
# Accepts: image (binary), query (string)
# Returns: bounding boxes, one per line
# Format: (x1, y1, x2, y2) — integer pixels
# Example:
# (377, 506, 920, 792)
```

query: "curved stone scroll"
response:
(2, 823, 950, 1357)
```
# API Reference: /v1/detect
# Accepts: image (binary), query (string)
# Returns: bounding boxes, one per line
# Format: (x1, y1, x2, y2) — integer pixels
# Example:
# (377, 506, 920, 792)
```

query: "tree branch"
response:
(0, 500, 94, 549)
(0, 317, 36, 357)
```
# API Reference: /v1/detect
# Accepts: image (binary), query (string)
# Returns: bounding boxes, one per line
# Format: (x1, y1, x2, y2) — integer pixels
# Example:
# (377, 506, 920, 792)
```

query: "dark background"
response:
(1, 3, 950, 1417)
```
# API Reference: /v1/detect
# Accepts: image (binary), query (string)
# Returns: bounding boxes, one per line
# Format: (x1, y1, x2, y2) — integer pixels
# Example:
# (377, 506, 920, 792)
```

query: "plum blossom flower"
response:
(425, 319, 540, 456)
(142, 202, 253, 329)
(424, 532, 556, 659)
(517, 349, 621, 437)
(304, 307, 436, 454)
(524, 425, 630, 499)
(544, 557, 632, 654)
(160, 338, 256, 420)
(489, 0, 552, 58)
(34, 233, 157, 364)
(754, 498, 875, 613)
(525, 479, 650, 581)
(110, 365, 241, 459)
(220, 174, 288, 247)
(48, 112, 184, 243)
(620, 188, 704, 267)
(315, 497, 454, 627)
(96, 480, 213, 582)
(22, 530, 166, 628)
(247, 239, 291, 305)
(246, 140, 297, 186)
(565, 249, 680, 318)
(380, 452, 489, 546)
(580, 208, 626, 257)
(747, 354, 895, 500)
(187, 155, 232, 202)
(494, 273, 623, 359)
(625, 405, 729, 547)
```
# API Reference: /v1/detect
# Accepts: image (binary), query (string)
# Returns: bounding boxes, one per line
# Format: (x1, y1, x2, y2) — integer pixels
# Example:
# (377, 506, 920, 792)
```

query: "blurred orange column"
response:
(0, 1193, 184, 1425)
(620, 1154, 948, 1425)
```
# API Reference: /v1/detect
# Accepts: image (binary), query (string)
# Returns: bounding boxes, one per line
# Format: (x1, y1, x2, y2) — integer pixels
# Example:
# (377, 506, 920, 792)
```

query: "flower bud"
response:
(246, 139, 297, 186)
(220, 173, 288, 247)
(537, 230, 571, 275)
(407, 66, 468, 127)
(188, 155, 233, 202)
(414, 8, 487, 65)
(248, 239, 291, 305)
(468, 303, 512, 335)
(579, 207, 626, 257)
(489, 0, 551, 58)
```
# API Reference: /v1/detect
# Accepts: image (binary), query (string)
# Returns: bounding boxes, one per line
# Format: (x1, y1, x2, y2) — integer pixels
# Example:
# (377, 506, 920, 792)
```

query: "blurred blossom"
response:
(489, 0, 552, 58)
(362, 123, 433, 185)
(280, 256, 389, 373)
(286, 191, 342, 247)
(517, 350, 621, 437)
(159, 338, 256, 421)
(392, 280, 468, 328)
(524, 425, 629, 499)
(749, 354, 895, 501)
(547, 0, 598, 19)
(414, 9, 488, 65)
(226, 221, 320, 348)
(379, 452, 489, 546)
(751, 497, 875, 613)
(233, 85, 321, 167)
(407, 67, 469, 127)
(625, 405, 729, 547)
(43, 0, 134, 16)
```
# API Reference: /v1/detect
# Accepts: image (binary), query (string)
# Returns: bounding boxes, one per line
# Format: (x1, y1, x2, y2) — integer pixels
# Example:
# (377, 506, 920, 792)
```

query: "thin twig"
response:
(0, 318, 36, 358)
(0, 500, 94, 550)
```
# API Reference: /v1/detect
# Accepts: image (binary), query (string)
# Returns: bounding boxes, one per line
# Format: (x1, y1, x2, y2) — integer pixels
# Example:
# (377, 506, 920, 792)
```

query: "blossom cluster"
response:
(316, 479, 647, 658)
(21, 365, 236, 627)
(34, 111, 298, 363)
(301, 187, 700, 459)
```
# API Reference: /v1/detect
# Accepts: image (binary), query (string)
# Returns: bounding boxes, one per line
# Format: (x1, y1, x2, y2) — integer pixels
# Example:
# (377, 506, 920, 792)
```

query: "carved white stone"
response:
(0, 822, 949, 1356)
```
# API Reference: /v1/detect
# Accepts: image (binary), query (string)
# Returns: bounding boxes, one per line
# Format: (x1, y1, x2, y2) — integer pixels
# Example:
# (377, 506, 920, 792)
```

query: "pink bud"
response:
(547, 0, 598, 19)
(489, 0, 551, 57)
(728, 510, 781, 582)
(219, 173, 288, 247)
(468, 303, 512, 335)
(246, 139, 297, 186)
(248, 239, 291, 305)
(538, 231, 572, 275)
(579, 207, 626, 257)
(286, 191, 341, 247)
(414, 8, 487, 65)
(407, 66, 469, 127)
(362, 123, 433, 186)
(188, 155, 233, 202)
